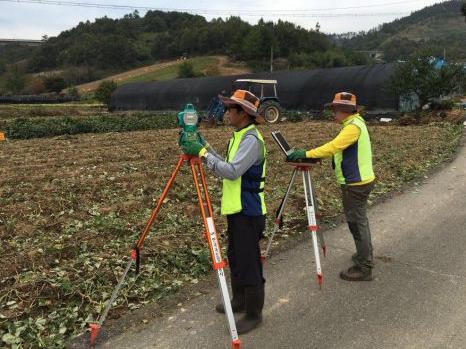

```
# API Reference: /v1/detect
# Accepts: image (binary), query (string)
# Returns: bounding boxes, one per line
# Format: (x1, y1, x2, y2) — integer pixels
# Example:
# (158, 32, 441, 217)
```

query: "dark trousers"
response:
(341, 182, 375, 270)
(226, 213, 266, 288)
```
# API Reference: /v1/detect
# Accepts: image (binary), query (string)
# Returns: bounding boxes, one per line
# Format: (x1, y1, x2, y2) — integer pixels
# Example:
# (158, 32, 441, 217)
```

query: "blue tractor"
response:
(205, 79, 282, 124)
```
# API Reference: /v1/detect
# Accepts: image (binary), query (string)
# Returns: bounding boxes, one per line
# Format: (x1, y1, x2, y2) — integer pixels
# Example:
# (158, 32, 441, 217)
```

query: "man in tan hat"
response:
(288, 92, 376, 281)
(181, 89, 267, 333)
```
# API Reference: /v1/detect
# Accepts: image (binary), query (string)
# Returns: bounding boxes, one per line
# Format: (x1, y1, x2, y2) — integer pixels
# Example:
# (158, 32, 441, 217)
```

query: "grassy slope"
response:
(124, 56, 219, 83)
(75, 55, 247, 93)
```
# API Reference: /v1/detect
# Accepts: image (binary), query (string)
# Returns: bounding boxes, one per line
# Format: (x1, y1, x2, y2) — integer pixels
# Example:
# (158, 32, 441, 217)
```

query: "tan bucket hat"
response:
(325, 92, 358, 113)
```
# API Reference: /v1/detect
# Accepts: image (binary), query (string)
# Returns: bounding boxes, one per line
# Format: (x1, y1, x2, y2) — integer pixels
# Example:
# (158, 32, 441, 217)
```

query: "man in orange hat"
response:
(181, 89, 267, 333)
(288, 92, 376, 281)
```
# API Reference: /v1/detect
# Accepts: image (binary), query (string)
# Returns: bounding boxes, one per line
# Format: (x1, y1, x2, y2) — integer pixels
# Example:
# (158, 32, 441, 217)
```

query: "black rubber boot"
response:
(236, 285, 264, 334)
(215, 279, 245, 314)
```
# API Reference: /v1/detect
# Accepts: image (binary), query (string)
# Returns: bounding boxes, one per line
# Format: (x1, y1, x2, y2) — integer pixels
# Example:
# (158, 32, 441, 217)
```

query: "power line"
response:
(238, 12, 410, 18)
(0, 0, 416, 17)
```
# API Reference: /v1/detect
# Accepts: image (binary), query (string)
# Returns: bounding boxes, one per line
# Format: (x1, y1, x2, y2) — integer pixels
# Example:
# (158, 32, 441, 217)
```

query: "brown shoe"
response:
(340, 265, 373, 281)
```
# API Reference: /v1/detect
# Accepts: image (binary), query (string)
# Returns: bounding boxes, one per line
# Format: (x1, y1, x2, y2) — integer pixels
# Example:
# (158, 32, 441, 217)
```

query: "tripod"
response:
(262, 161, 326, 287)
(89, 154, 241, 349)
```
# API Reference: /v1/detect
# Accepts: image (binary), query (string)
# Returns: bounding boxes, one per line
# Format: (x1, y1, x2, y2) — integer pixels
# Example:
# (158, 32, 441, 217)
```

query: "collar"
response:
(234, 123, 255, 134)
(342, 113, 360, 126)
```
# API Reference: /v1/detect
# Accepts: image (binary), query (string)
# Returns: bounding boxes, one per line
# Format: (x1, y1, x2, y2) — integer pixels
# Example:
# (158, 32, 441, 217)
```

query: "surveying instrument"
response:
(262, 131, 326, 287)
(89, 104, 241, 348)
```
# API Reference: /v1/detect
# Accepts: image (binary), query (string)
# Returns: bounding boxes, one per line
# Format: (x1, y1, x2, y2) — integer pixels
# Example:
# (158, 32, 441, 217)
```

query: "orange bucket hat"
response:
(220, 89, 265, 124)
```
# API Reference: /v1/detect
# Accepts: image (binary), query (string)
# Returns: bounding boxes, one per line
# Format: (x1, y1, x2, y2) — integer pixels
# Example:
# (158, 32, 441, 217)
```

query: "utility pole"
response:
(270, 46, 273, 73)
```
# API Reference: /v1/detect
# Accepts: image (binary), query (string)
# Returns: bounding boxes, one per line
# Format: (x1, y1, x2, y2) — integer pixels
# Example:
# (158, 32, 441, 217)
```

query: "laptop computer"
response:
(271, 131, 319, 164)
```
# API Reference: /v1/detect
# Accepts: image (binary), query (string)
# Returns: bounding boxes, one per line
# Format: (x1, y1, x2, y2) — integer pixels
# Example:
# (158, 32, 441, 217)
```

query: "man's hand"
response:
(181, 140, 205, 156)
(287, 149, 307, 161)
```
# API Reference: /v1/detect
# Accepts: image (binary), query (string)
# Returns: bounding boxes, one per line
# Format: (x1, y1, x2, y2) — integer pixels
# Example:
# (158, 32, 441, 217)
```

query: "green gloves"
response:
(287, 149, 307, 161)
(178, 131, 209, 156)
(181, 140, 205, 156)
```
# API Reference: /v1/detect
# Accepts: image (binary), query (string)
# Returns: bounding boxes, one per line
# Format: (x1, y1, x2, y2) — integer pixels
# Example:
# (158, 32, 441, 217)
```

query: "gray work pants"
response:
(340, 181, 375, 270)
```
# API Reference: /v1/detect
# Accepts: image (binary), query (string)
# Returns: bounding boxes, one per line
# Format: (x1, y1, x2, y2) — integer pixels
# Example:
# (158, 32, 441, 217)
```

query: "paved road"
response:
(99, 137, 466, 349)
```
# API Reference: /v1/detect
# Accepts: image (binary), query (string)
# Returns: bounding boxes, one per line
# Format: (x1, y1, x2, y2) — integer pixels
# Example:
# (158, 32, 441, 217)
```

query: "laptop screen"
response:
(271, 131, 292, 156)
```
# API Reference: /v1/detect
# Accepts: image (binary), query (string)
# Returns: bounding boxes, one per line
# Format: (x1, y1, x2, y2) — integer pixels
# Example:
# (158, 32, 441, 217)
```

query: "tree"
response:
(462, 2, 466, 21)
(95, 80, 118, 106)
(151, 32, 172, 59)
(28, 76, 46, 95)
(383, 38, 421, 62)
(96, 34, 137, 69)
(241, 20, 276, 61)
(44, 76, 67, 93)
(66, 86, 80, 100)
(0, 60, 6, 74)
(144, 11, 168, 32)
(5, 66, 26, 94)
(389, 50, 465, 108)
(177, 62, 196, 78)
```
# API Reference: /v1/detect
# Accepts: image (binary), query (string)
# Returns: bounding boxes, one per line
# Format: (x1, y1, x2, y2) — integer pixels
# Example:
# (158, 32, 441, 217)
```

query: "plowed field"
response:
(0, 121, 462, 347)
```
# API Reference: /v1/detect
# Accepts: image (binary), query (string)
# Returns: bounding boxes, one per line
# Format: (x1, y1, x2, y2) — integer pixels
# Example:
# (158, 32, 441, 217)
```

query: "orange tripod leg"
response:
(90, 155, 242, 348)
(189, 158, 241, 349)
(136, 154, 186, 249)
(89, 155, 187, 347)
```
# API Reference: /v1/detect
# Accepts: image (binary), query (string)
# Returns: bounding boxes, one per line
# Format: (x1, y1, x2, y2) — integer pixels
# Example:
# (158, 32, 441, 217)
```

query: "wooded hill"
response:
(335, 0, 466, 62)
(1, 12, 369, 84)
(2, 1, 465, 92)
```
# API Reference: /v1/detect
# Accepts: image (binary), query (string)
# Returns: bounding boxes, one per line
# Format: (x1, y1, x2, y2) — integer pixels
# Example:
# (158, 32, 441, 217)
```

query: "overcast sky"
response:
(0, 0, 445, 39)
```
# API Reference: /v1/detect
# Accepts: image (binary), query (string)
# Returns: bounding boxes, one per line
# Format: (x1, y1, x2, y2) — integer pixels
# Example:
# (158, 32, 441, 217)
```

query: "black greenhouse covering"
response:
(109, 63, 398, 112)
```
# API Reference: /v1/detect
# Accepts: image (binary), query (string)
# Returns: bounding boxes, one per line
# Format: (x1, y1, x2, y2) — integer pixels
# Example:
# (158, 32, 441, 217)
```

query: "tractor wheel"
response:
(259, 100, 281, 124)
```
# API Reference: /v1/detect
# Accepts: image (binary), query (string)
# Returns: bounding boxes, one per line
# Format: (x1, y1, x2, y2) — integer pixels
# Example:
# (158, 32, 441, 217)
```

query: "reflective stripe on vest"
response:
(333, 114, 374, 185)
(221, 124, 267, 216)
